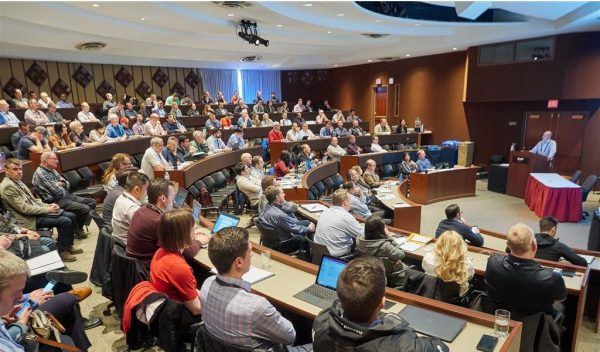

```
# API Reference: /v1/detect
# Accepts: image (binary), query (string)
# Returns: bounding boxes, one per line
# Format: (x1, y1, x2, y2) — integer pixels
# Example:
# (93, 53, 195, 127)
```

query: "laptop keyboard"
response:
(303, 284, 337, 301)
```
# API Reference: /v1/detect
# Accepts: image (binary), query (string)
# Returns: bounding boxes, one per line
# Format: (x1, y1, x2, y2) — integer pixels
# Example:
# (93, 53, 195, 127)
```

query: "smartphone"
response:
(43, 279, 56, 293)
(15, 299, 38, 318)
(476, 334, 498, 352)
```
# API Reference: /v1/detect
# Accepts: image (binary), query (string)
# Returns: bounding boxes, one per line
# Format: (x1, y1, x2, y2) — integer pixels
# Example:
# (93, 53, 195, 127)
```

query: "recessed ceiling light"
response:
(452, 47, 458, 51)
(367, 59, 373, 62)
(141, 17, 145, 21)
(303, 3, 313, 7)
(374, 19, 382, 23)
(405, 54, 411, 57)
(334, 64, 339, 67)
(227, 13, 235, 17)
(276, 24, 283, 27)
(414, 23, 422, 26)
(336, 13, 344, 17)
(327, 31, 332, 34)
(92, 3, 99, 7)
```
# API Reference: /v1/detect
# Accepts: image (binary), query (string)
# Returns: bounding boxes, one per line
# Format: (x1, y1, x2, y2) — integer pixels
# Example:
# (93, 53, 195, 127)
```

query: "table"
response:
(409, 166, 477, 205)
(281, 161, 340, 201)
(524, 173, 582, 222)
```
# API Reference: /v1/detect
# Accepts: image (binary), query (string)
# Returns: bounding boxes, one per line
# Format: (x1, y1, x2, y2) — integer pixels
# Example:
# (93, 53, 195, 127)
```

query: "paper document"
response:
(410, 235, 433, 244)
(26, 251, 64, 276)
(376, 194, 394, 200)
(211, 266, 275, 284)
(580, 254, 595, 265)
(400, 242, 423, 252)
(375, 188, 392, 193)
(393, 237, 408, 246)
(394, 203, 411, 208)
(300, 203, 329, 212)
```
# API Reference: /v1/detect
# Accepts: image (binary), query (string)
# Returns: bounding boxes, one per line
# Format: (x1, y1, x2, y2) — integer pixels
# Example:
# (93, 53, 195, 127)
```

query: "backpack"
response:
(199, 187, 213, 207)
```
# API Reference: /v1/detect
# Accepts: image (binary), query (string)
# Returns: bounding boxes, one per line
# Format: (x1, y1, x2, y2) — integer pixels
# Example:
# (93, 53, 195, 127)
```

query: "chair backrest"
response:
(221, 168, 232, 182)
(110, 245, 149, 319)
(90, 226, 113, 287)
(381, 164, 395, 178)
(332, 174, 344, 188)
(322, 177, 335, 193)
(188, 185, 200, 199)
(256, 222, 282, 249)
(77, 166, 95, 187)
(211, 171, 227, 189)
(306, 237, 329, 265)
(194, 323, 261, 352)
(314, 180, 326, 194)
(570, 170, 582, 184)
(307, 190, 317, 200)
(309, 185, 321, 198)
(581, 175, 598, 202)
(202, 176, 217, 192)
(62, 170, 83, 191)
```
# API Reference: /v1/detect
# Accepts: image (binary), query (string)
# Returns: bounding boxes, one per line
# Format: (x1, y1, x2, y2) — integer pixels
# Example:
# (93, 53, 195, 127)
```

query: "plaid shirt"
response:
(200, 275, 295, 349)
(32, 166, 70, 202)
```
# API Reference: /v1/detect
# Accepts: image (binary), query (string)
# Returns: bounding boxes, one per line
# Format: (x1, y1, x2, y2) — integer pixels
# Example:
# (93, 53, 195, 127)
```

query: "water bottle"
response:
(0, 152, 4, 171)
(164, 172, 170, 181)
(398, 173, 403, 181)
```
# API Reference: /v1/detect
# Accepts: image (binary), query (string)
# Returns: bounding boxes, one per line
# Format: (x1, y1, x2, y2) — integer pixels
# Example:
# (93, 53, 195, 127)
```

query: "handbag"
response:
(29, 310, 81, 352)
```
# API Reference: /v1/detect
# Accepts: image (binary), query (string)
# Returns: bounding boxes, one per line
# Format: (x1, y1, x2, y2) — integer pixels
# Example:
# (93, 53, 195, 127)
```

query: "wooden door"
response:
(373, 86, 387, 117)
(523, 112, 554, 150)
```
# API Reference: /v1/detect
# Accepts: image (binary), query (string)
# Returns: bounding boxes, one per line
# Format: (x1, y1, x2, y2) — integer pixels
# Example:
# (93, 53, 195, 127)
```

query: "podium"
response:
(506, 151, 551, 198)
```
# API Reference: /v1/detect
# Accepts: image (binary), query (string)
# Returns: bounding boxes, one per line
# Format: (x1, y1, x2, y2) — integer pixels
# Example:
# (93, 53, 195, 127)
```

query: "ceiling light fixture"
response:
(276, 24, 283, 27)
(453, 47, 457, 51)
(336, 13, 344, 17)
(414, 23, 422, 26)
(227, 13, 235, 17)
(236, 20, 269, 47)
(334, 64, 339, 67)
(367, 59, 373, 62)
(92, 3, 99, 7)
(405, 54, 411, 57)
(327, 31, 332, 34)
(303, 3, 313, 7)
(374, 19, 382, 23)
(141, 17, 145, 21)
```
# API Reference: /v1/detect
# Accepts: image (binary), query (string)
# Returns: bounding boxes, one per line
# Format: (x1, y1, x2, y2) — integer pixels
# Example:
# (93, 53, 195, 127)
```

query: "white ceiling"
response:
(0, 1, 598, 70)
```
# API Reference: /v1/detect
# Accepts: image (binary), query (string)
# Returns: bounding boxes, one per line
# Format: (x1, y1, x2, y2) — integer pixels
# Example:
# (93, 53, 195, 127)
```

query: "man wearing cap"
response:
(120, 117, 134, 137)
(17, 126, 51, 160)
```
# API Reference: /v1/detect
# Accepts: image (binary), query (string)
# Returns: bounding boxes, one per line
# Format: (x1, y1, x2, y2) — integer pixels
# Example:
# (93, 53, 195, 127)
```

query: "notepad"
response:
(393, 203, 411, 208)
(400, 242, 423, 252)
(26, 251, 64, 276)
(300, 203, 329, 212)
(580, 254, 595, 265)
(375, 188, 392, 193)
(210, 266, 275, 284)
(409, 234, 433, 244)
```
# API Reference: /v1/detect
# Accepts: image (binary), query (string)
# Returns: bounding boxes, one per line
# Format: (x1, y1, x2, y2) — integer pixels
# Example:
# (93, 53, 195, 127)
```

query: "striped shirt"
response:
(32, 165, 70, 202)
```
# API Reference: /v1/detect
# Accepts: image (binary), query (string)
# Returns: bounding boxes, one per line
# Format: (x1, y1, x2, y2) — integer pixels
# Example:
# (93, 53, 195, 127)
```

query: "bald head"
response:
(507, 223, 536, 257)
(542, 131, 552, 141)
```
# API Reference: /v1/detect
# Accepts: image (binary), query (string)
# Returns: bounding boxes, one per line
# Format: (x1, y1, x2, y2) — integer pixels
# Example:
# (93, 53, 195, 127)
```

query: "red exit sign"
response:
(547, 99, 559, 108)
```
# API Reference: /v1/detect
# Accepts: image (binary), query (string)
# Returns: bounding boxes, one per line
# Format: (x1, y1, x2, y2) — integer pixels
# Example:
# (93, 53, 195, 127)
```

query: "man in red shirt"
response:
(268, 121, 284, 144)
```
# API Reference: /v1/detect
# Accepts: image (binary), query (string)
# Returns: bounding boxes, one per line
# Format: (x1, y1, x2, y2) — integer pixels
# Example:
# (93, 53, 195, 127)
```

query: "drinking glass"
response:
(261, 251, 271, 270)
(494, 309, 510, 338)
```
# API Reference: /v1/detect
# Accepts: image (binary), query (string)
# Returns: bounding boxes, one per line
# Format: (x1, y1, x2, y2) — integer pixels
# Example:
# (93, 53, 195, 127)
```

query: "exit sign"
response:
(547, 99, 559, 108)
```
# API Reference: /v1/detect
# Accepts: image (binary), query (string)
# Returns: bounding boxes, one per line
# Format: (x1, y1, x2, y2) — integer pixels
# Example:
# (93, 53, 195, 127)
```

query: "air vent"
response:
(75, 42, 107, 51)
(240, 55, 262, 63)
(213, 1, 252, 9)
(376, 57, 400, 62)
(361, 33, 390, 39)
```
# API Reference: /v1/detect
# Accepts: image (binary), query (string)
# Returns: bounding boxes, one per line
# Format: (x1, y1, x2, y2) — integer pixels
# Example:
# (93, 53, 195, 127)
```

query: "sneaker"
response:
(69, 247, 84, 255)
(59, 251, 77, 262)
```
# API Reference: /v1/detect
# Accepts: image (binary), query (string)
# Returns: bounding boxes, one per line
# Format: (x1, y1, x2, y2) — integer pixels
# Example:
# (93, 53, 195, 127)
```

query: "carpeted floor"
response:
(72, 180, 599, 351)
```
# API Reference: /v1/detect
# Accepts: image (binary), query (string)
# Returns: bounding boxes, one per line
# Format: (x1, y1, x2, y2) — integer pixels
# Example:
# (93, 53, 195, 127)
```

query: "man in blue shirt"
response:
(105, 114, 127, 140)
(151, 100, 166, 117)
(0, 99, 21, 127)
(415, 149, 433, 172)
(206, 130, 231, 154)
(162, 113, 182, 134)
(530, 131, 557, 161)
(435, 204, 484, 247)
(56, 93, 74, 108)
(162, 136, 184, 165)
(319, 121, 334, 137)
(227, 128, 246, 149)
(258, 186, 315, 237)
(205, 113, 222, 131)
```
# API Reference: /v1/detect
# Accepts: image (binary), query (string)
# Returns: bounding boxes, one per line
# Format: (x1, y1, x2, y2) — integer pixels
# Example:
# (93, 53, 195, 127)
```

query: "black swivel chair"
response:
(570, 170, 582, 184)
(194, 323, 272, 352)
(256, 222, 306, 258)
(581, 175, 598, 218)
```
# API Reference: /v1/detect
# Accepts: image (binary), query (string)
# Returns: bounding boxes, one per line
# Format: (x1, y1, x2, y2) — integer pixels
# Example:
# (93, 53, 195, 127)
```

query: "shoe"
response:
(69, 247, 84, 255)
(75, 231, 89, 239)
(46, 270, 88, 285)
(81, 317, 102, 330)
(69, 287, 92, 302)
(59, 251, 77, 262)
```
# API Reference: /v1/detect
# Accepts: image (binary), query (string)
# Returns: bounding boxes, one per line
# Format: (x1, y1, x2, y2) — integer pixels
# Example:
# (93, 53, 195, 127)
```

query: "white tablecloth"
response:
(530, 173, 580, 189)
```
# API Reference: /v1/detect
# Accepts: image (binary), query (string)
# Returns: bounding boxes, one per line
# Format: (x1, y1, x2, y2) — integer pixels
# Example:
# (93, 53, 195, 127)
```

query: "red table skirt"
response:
(524, 175, 582, 222)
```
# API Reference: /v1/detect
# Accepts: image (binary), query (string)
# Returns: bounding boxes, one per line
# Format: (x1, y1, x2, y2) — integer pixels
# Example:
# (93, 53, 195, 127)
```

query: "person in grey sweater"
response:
(356, 216, 406, 277)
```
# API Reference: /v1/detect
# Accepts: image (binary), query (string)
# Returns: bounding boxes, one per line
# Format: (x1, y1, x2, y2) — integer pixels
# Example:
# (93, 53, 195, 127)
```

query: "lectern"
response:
(506, 151, 551, 198)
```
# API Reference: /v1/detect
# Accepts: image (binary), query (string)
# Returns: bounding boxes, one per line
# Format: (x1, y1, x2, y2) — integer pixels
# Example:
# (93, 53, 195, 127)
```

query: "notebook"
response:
(398, 305, 466, 342)
(26, 251, 64, 276)
(211, 212, 241, 234)
(293, 255, 348, 309)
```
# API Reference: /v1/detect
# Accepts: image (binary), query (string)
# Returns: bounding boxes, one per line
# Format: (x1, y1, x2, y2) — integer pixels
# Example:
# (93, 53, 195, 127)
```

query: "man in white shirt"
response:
(370, 136, 385, 153)
(530, 131, 557, 161)
(0, 99, 21, 127)
(37, 92, 53, 109)
(293, 98, 305, 112)
(111, 171, 149, 244)
(252, 100, 265, 114)
(280, 112, 292, 126)
(207, 129, 231, 154)
(314, 189, 363, 256)
(77, 102, 98, 122)
(144, 113, 166, 136)
(373, 118, 391, 135)
(23, 99, 49, 126)
(285, 123, 302, 142)
(235, 163, 262, 206)
(140, 137, 169, 180)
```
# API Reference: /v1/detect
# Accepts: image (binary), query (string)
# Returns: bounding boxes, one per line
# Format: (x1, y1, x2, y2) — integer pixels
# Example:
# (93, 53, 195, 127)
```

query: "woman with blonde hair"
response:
(202, 104, 214, 115)
(422, 230, 474, 296)
(102, 153, 133, 192)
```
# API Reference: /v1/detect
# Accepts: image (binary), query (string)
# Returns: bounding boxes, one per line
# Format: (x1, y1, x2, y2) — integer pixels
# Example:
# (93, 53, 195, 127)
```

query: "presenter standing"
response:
(530, 131, 557, 161)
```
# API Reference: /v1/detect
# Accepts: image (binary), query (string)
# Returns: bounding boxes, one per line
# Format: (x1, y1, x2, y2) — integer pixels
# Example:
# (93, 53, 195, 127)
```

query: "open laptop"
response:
(174, 188, 189, 208)
(192, 200, 202, 225)
(211, 212, 241, 234)
(398, 305, 466, 342)
(293, 255, 348, 309)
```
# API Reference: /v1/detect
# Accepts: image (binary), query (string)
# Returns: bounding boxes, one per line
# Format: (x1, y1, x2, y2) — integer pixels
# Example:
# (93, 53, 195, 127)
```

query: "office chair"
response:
(569, 170, 582, 184)
(581, 175, 598, 218)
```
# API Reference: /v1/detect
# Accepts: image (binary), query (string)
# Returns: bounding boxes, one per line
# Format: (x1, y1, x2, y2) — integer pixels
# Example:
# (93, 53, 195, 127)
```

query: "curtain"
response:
(199, 69, 238, 103)
(240, 70, 281, 104)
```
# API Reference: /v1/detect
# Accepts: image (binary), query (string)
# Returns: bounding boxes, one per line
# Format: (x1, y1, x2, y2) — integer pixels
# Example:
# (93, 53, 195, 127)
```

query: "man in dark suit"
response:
(435, 204, 484, 246)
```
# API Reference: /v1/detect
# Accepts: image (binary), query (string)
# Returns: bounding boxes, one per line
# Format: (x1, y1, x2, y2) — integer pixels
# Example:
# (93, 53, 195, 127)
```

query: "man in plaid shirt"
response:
(32, 151, 96, 238)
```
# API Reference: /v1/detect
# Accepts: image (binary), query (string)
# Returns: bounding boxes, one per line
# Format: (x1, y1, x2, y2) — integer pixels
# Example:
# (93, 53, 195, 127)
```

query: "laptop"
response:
(398, 305, 466, 342)
(174, 188, 189, 208)
(211, 212, 241, 234)
(192, 200, 202, 225)
(293, 255, 348, 309)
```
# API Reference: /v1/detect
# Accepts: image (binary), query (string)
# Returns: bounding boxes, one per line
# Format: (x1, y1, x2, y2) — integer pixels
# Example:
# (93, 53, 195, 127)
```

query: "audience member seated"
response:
(319, 120, 334, 137)
(399, 152, 417, 175)
(435, 204, 484, 247)
(416, 149, 432, 172)
(258, 186, 314, 236)
(151, 101, 166, 117)
(285, 123, 301, 142)
(266, 101, 276, 114)
(102, 169, 134, 227)
(164, 93, 179, 106)
(333, 120, 349, 137)
(132, 114, 145, 135)
(150, 209, 202, 320)
(252, 100, 265, 114)
(68, 120, 93, 147)
(144, 113, 166, 136)
(48, 122, 76, 150)
(236, 110, 252, 128)
(177, 135, 193, 160)
(422, 231, 474, 297)
(227, 128, 246, 149)
(0, 99, 21, 127)
(279, 112, 291, 126)
(162, 113, 182, 134)
(346, 135, 363, 155)
(145, 94, 157, 108)
(201, 91, 214, 105)
(341, 182, 389, 223)
(315, 109, 329, 124)
(10, 122, 28, 150)
(32, 151, 96, 239)
(24, 99, 49, 126)
(251, 114, 261, 128)
(356, 216, 406, 283)
(105, 115, 128, 140)
(0, 202, 57, 254)
(103, 93, 116, 115)
(278, 101, 289, 113)
(268, 122, 284, 143)
(141, 137, 169, 180)
(274, 150, 294, 178)
(350, 165, 372, 191)
(126, 179, 207, 268)
(111, 171, 149, 244)
(327, 137, 346, 162)
(103, 153, 132, 192)
(414, 117, 424, 132)
(220, 112, 233, 129)
(108, 101, 125, 119)
(37, 91, 53, 109)
(260, 113, 274, 127)
(314, 189, 363, 256)
(203, 103, 215, 116)
(349, 119, 365, 136)
(363, 159, 384, 188)
(374, 118, 391, 135)
(234, 163, 262, 208)
(331, 110, 344, 123)
(305, 100, 314, 112)
(313, 256, 448, 351)
(229, 90, 240, 104)
(293, 99, 305, 113)
(485, 223, 567, 316)
(170, 103, 183, 118)
(122, 102, 137, 118)
(88, 122, 108, 143)
(396, 119, 408, 134)
(77, 102, 98, 122)
(257, 176, 299, 216)
(56, 93, 74, 109)
(1, 159, 79, 261)
(11, 88, 29, 109)
(250, 156, 265, 180)
(293, 112, 305, 126)
(297, 144, 317, 166)
(120, 117, 134, 137)
(297, 123, 316, 140)
(322, 100, 333, 111)
(201, 226, 305, 350)
(17, 126, 51, 160)
(187, 103, 201, 117)
(534, 216, 587, 266)
(190, 131, 209, 155)
(206, 130, 231, 154)
(345, 109, 362, 123)
(370, 136, 385, 153)
(269, 91, 279, 104)
(46, 102, 66, 123)
(162, 136, 184, 166)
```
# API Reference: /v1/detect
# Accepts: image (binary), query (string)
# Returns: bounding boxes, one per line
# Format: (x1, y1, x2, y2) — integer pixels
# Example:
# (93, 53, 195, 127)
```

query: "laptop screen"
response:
(174, 189, 189, 208)
(316, 255, 348, 290)
(192, 200, 201, 224)
(211, 213, 240, 234)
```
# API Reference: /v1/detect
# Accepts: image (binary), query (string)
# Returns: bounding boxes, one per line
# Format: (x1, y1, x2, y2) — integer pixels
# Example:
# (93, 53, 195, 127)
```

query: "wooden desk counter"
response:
(193, 241, 521, 352)
(409, 166, 477, 205)
(282, 161, 340, 201)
